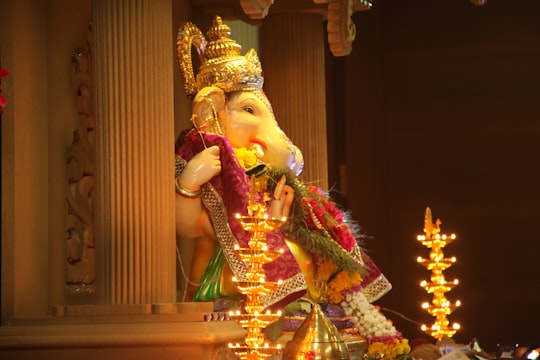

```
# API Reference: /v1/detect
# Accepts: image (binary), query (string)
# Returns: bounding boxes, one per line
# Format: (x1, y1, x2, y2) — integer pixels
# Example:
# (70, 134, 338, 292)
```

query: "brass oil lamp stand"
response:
(417, 207, 462, 341)
(228, 176, 285, 360)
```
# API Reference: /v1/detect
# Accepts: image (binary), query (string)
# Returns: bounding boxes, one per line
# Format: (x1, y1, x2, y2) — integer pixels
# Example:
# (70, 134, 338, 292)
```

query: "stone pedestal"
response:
(0, 303, 245, 360)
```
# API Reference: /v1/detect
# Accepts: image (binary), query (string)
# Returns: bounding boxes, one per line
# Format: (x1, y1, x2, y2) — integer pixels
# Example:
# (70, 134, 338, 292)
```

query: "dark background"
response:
(326, 0, 540, 353)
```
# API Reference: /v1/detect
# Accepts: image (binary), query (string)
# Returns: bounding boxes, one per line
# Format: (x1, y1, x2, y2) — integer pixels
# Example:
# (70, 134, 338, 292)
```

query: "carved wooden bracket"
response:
(240, 0, 274, 19)
(323, 0, 356, 56)
(314, 0, 373, 56)
(237, 0, 373, 56)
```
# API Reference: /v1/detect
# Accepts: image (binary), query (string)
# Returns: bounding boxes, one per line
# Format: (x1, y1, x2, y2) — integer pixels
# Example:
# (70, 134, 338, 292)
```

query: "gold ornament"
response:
(177, 16, 264, 98)
(283, 300, 350, 360)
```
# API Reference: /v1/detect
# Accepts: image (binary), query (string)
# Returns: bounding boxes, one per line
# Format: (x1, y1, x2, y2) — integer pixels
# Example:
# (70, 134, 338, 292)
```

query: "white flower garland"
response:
(341, 290, 398, 339)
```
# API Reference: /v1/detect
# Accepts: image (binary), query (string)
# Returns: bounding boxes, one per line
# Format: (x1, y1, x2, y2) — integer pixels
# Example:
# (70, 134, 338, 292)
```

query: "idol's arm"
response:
(175, 145, 221, 239)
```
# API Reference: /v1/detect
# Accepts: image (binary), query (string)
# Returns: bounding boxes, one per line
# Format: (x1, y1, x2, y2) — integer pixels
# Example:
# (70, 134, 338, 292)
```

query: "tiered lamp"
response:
(416, 207, 462, 341)
(228, 176, 285, 360)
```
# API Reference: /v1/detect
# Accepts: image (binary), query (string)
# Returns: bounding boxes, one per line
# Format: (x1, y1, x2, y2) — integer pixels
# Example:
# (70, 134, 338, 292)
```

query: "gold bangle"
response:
(175, 177, 201, 198)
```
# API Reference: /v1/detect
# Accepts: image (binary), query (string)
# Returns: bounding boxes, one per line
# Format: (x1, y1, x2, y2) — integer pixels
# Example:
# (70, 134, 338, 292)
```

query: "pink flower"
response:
(0, 95, 6, 112)
(0, 68, 10, 114)
(333, 225, 356, 251)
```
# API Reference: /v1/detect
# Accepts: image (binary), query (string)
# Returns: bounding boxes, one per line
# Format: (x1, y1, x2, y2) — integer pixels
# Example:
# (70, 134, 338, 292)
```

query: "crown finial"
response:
(204, 16, 242, 61)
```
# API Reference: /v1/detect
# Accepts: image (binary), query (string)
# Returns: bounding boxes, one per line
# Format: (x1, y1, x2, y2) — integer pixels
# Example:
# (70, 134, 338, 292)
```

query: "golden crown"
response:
(177, 16, 264, 98)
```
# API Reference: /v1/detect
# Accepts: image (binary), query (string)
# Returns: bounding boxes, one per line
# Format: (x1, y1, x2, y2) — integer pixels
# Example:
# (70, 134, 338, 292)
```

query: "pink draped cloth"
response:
(177, 131, 306, 307)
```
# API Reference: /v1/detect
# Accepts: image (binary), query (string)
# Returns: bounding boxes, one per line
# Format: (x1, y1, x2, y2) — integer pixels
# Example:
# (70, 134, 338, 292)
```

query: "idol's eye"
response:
(243, 106, 254, 114)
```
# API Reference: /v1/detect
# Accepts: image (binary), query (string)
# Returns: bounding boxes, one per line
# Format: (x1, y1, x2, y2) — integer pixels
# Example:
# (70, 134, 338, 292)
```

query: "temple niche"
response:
(55, 0, 376, 307)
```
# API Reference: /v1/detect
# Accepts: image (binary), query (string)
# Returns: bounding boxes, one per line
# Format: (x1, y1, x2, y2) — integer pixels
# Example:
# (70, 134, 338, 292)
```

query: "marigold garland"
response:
(368, 338, 411, 360)
(314, 258, 363, 304)
(326, 270, 363, 304)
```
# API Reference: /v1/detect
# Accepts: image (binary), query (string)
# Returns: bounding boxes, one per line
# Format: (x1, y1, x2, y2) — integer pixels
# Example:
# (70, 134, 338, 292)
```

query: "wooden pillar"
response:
(261, 13, 328, 190)
(92, 0, 176, 304)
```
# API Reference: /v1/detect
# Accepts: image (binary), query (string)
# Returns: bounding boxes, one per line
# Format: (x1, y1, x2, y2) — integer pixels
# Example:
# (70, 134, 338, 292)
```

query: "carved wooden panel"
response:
(66, 25, 96, 294)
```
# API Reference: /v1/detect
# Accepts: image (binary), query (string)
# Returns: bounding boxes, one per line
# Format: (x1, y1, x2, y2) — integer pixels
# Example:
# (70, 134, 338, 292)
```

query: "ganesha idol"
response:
(174, 16, 392, 320)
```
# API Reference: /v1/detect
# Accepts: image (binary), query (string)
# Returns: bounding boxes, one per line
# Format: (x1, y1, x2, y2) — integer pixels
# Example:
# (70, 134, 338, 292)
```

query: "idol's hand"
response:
(177, 145, 221, 191)
(269, 175, 294, 219)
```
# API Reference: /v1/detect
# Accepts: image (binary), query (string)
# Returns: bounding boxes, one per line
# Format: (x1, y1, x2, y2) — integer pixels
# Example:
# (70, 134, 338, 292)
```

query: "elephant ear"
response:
(191, 86, 226, 136)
